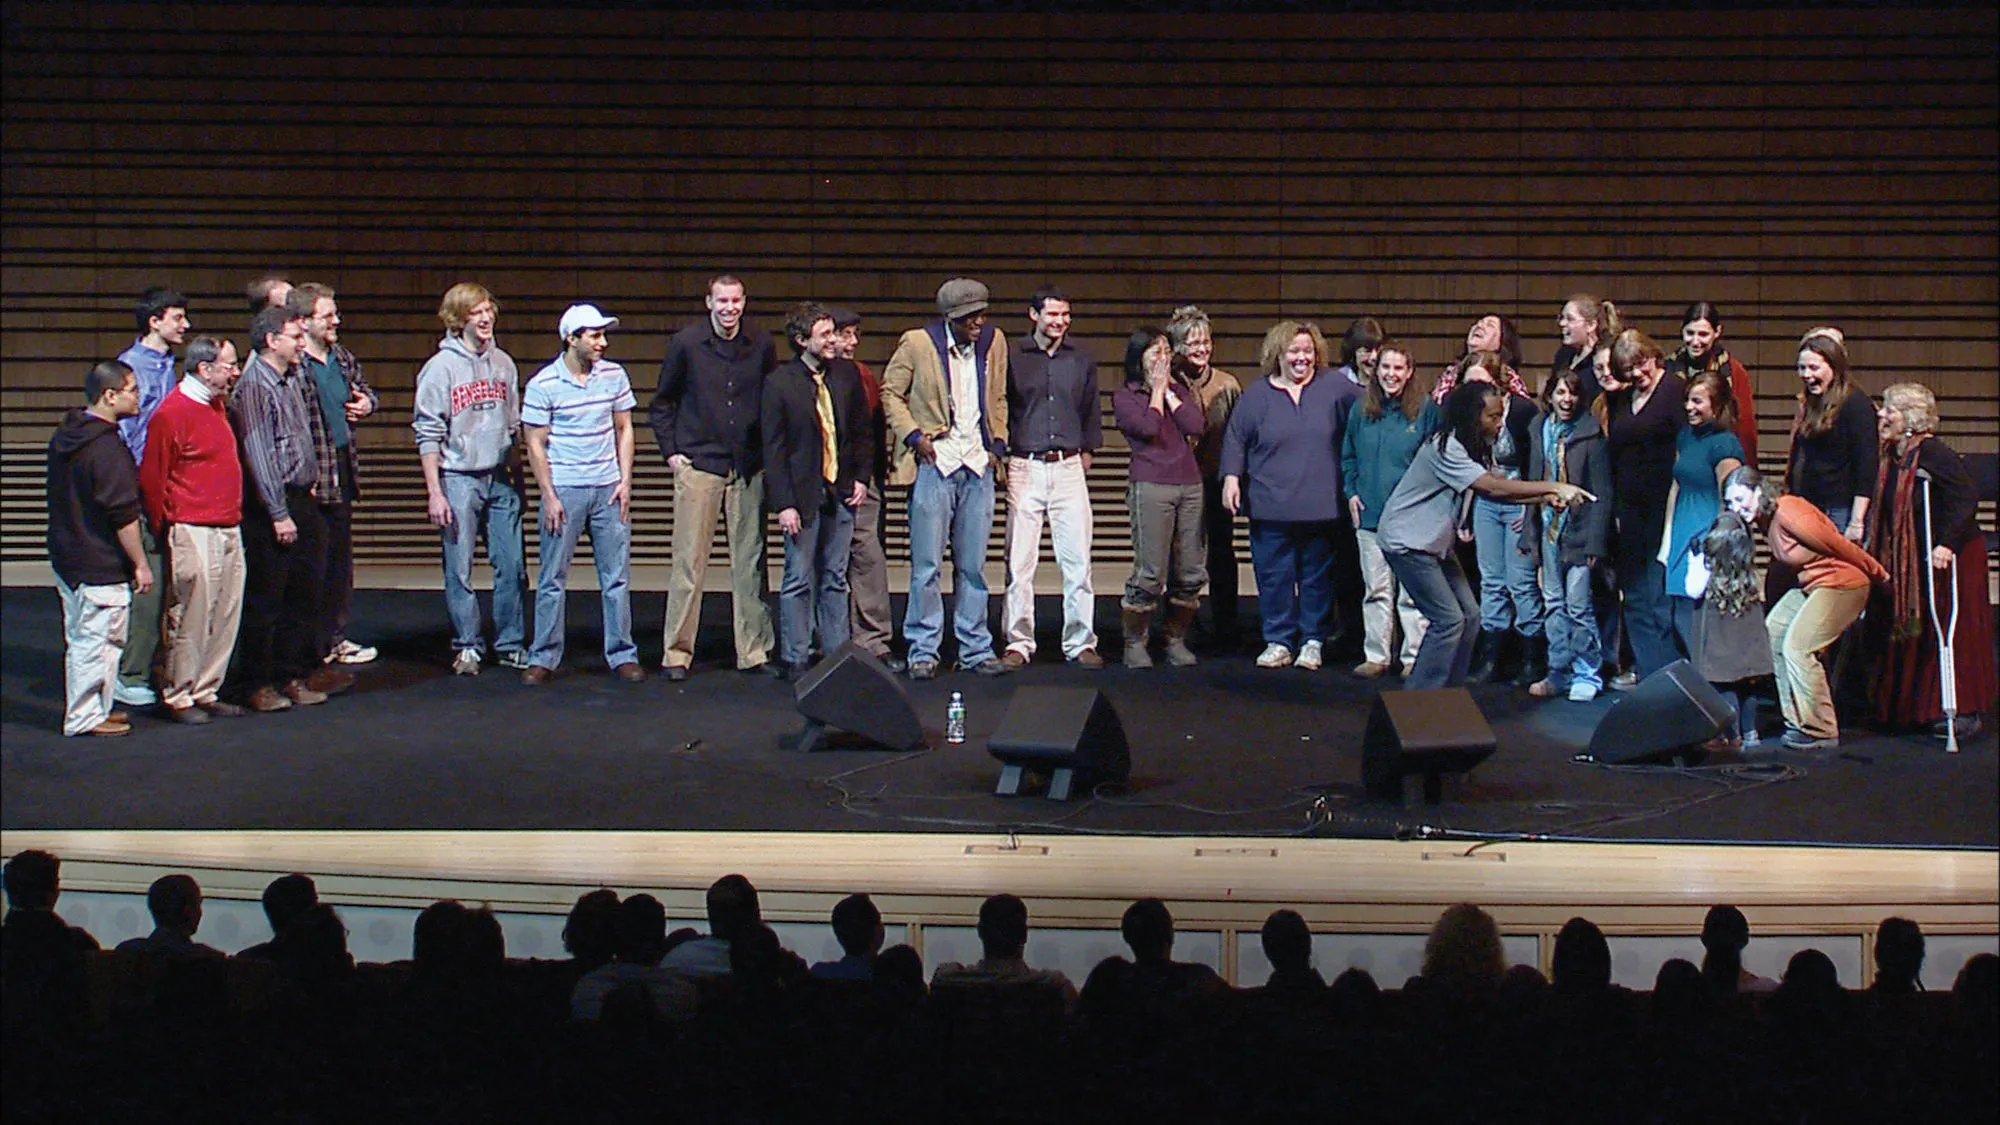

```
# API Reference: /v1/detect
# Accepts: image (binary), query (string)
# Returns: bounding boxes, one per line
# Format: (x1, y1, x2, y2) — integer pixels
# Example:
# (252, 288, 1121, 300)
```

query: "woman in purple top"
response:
(1113, 327, 1208, 669)
(1220, 321, 1347, 671)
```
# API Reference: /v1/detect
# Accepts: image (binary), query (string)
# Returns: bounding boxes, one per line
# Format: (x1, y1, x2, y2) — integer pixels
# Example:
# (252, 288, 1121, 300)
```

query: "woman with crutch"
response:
(1861, 383, 1995, 743)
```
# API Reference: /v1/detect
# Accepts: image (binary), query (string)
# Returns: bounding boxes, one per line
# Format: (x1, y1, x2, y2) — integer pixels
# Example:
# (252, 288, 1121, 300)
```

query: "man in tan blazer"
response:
(880, 278, 1011, 680)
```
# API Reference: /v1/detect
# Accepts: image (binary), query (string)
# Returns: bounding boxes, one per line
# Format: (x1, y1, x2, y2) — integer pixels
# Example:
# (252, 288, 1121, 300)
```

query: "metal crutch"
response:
(1918, 468, 1961, 754)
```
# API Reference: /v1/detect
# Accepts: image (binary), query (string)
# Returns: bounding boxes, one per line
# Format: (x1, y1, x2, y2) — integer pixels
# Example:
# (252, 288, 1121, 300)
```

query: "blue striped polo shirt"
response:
(522, 357, 636, 488)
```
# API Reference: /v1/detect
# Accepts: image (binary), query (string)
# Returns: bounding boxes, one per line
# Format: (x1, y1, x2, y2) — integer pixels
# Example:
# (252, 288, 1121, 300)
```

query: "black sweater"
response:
(46, 410, 142, 587)
(1787, 390, 1878, 518)
(1605, 374, 1688, 584)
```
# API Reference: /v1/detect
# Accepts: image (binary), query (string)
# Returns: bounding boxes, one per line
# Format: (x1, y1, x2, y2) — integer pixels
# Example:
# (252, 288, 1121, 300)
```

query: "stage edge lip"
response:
(3, 830, 1996, 916)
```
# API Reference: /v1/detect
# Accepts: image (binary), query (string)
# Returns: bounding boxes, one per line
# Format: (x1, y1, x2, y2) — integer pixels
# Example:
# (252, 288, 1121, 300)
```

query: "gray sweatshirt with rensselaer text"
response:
(411, 334, 520, 473)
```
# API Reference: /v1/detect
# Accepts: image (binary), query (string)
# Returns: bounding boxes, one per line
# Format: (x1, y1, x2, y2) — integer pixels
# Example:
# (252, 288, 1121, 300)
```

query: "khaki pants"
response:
(119, 521, 162, 691)
(1766, 584, 1868, 741)
(662, 465, 773, 670)
(160, 524, 247, 710)
(847, 484, 894, 656)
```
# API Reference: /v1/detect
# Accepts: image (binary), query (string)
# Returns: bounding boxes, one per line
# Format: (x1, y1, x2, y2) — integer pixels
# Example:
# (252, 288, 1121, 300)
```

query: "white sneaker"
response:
(329, 639, 378, 665)
(113, 682, 158, 707)
(1295, 640, 1323, 671)
(1568, 682, 1600, 702)
(451, 648, 482, 676)
(1256, 644, 1293, 669)
(495, 649, 531, 671)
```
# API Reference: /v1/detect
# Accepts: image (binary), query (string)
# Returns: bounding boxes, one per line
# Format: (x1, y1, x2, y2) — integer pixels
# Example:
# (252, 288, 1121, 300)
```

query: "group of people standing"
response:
(47, 278, 1992, 752)
(47, 280, 375, 736)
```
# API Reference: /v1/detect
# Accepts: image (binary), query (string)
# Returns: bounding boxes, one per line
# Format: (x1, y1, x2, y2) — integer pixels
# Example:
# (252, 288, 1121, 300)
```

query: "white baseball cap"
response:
(558, 303, 619, 339)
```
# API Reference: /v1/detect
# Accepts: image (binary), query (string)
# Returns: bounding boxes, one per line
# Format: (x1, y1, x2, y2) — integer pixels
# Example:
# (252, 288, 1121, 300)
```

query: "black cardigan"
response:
(1605, 373, 1687, 584)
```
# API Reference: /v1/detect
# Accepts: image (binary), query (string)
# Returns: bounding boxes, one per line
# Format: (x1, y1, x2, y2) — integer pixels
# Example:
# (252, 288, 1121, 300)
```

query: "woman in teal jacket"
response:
(1340, 340, 1441, 676)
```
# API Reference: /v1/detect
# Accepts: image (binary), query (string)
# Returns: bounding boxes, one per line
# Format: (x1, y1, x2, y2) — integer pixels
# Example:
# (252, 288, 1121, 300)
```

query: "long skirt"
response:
(1866, 534, 1998, 726)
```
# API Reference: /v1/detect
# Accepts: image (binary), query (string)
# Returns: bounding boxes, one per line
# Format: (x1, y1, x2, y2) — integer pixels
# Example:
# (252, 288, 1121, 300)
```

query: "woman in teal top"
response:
(1340, 339, 1442, 676)
(1665, 369, 1747, 658)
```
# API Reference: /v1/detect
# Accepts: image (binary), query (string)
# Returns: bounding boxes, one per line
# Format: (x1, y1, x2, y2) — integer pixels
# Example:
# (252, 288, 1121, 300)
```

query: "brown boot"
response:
(1162, 603, 1200, 667)
(1121, 606, 1155, 669)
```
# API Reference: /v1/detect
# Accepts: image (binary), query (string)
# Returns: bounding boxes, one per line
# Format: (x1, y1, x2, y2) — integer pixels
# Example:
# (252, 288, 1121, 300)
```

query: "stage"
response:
(3, 587, 1993, 849)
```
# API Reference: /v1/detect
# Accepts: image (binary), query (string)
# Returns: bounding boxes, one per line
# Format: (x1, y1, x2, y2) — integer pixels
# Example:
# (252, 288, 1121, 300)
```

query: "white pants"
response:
(1003, 456, 1098, 660)
(57, 576, 129, 735)
(1357, 528, 1427, 668)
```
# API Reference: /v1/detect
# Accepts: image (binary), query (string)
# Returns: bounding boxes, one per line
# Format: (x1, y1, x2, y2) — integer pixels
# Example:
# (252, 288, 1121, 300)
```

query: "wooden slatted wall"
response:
(4, 5, 1996, 577)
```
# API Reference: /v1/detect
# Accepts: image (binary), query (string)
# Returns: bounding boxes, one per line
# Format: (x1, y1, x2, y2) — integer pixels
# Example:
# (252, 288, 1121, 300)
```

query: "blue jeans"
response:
(1384, 549, 1480, 690)
(441, 468, 526, 657)
(1539, 539, 1601, 692)
(529, 483, 635, 671)
(1473, 496, 1542, 637)
(780, 499, 855, 667)
(1623, 559, 1677, 679)
(905, 463, 996, 667)
(1248, 519, 1335, 649)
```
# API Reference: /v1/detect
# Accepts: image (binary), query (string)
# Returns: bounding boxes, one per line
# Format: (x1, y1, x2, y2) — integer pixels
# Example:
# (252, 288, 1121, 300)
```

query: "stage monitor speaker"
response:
(987, 687, 1130, 801)
(794, 642, 927, 752)
(1363, 688, 1497, 805)
(1586, 659, 1733, 765)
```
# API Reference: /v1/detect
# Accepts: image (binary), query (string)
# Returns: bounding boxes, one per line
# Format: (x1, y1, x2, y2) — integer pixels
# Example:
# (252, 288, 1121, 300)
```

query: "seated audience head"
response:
(1259, 909, 1314, 977)
(1120, 898, 1175, 964)
(1781, 947, 1840, 993)
(1422, 903, 1505, 997)
(146, 874, 203, 936)
(413, 900, 505, 979)
(1700, 904, 1752, 991)
(3, 849, 61, 910)
(1873, 917, 1925, 992)
(285, 904, 352, 980)
(831, 893, 884, 959)
(1499, 964, 1550, 1010)
(706, 874, 761, 943)
(562, 888, 621, 969)
(1329, 967, 1384, 1026)
(977, 893, 1030, 960)
(615, 893, 669, 966)
(1953, 953, 1997, 1034)
(1652, 957, 1705, 1025)
(876, 944, 927, 995)
(1774, 948, 1847, 1026)
(261, 874, 319, 935)
(1551, 916, 1612, 994)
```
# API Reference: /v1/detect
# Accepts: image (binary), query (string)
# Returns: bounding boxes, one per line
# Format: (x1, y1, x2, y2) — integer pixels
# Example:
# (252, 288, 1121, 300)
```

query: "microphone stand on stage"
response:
(1918, 468, 1961, 754)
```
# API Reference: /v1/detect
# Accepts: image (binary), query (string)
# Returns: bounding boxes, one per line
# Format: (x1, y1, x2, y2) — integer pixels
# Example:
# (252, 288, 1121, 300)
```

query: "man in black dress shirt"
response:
(651, 274, 779, 681)
(1001, 286, 1103, 668)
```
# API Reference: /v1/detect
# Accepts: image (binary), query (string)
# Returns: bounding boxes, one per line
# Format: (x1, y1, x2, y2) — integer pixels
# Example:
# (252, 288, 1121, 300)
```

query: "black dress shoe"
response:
(740, 662, 783, 677)
(664, 665, 689, 683)
(881, 655, 908, 673)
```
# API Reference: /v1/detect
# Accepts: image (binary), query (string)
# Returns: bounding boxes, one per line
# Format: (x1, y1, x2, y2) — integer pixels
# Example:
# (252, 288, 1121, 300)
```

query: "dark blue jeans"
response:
(1249, 519, 1335, 650)
(1383, 548, 1481, 690)
(1623, 560, 1677, 679)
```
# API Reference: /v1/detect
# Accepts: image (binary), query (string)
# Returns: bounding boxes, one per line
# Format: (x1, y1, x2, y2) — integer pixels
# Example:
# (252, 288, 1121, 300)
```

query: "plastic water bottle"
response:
(946, 691, 967, 744)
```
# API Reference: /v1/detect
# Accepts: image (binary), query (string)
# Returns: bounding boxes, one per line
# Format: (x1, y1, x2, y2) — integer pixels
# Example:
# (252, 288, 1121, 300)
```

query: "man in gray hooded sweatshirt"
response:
(412, 282, 527, 676)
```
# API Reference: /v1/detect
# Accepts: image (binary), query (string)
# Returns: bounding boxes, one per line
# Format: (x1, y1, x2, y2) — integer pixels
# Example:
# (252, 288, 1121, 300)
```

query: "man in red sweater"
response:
(139, 336, 249, 724)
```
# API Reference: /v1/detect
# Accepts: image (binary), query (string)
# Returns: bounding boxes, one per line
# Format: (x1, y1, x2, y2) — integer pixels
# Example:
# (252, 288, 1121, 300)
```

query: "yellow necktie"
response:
(813, 372, 838, 484)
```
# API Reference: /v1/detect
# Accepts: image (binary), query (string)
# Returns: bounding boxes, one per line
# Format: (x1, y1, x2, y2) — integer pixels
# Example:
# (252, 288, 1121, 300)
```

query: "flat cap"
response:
(936, 278, 990, 321)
